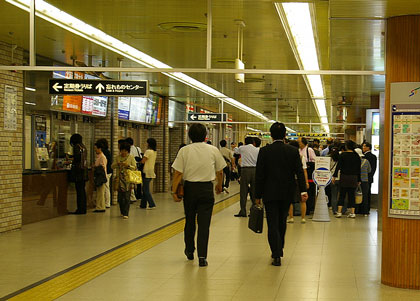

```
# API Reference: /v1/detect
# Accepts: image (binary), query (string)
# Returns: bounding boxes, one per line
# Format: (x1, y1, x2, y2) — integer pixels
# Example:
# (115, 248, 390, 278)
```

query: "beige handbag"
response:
(126, 169, 143, 184)
(355, 185, 363, 205)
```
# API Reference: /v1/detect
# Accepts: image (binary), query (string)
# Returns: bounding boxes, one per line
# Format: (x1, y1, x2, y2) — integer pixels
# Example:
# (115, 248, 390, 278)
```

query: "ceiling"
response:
(2, 0, 419, 133)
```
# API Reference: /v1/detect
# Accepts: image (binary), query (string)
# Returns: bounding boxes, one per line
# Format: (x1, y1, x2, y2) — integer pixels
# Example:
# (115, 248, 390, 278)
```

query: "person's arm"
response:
(214, 149, 227, 194)
(127, 156, 137, 170)
(371, 154, 377, 175)
(171, 170, 183, 202)
(356, 155, 362, 183)
(309, 147, 316, 162)
(141, 150, 149, 164)
(255, 148, 266, 206)
(295, 150, 307, 196)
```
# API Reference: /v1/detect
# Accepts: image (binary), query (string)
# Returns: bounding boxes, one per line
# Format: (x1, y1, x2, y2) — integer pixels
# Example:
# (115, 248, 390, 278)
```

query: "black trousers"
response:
(223, 166, 231, 189)
(118, 190, 131, 216)
(306, 182, 316, 214)
(265, 201, 289, 258)
(338, 186, 356, 209)
(75, 181, 87, 214)
(183, 181, 214, 258)
(360, 182, 370, 214)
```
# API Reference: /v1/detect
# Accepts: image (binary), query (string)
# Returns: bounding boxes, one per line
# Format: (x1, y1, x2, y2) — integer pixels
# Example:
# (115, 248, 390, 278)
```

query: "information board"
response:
(389, 82, 420, 218)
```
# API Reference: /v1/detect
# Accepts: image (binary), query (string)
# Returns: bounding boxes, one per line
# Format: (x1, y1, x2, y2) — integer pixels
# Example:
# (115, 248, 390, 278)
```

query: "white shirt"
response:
(299, 146, 316, 163)
(130, 145, 142, 159)
(143, 149, 157, 178)
(235, 144, 259, 167)
(301, 155, 307, 169)
(172, 142, 227, 182)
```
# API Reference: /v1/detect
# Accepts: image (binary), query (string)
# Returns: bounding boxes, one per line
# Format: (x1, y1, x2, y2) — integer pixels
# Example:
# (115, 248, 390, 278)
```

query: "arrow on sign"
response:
(52, 83, 62, 92)
(190, 115, 196, 120)
(95, 83, 105, 93)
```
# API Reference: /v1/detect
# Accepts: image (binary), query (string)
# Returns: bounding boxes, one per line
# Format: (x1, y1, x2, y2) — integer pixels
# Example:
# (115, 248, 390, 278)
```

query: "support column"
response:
(382, 15, 420, 289)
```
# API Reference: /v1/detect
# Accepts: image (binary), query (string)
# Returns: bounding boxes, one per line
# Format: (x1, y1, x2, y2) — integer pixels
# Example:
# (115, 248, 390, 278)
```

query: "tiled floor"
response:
(55, 205, 420, 300)
(0, 184, 239, 298)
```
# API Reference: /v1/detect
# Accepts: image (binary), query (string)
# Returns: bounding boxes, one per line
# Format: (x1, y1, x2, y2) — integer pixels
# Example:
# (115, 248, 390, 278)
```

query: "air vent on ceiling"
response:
(245, 77, 265, 83)
(158, 22, 207, 33)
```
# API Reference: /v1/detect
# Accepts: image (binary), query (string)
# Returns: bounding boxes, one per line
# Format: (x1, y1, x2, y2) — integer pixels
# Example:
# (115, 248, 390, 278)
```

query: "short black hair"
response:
(179, 143, 186, 150)
(327, 138, 333, 145)
(270, 122, 286, 140)
(254, 137, 262, 147)
(345, 140, 356, 151)
(70, 134, 83, 146)
(245, 137, 254, 145)
(147, 138, 157, 151)
(94, 140, 104, 150)
(96, 138, 109, 150)
(313, 139, 320, 144)
(125, 137, 134, 146)
(289, 140, 299, 149)
(238, 142, 243, 147)
(300, 137, 308, 146)
(363, 142, 372, 150)
(119, 141, 131, 152)
(207, 141, 212, 145)
(231, 142, 235, 145)
(220, 140, 227, 147)
(188, 124, 207, 142)
(118, 139, 125, 145)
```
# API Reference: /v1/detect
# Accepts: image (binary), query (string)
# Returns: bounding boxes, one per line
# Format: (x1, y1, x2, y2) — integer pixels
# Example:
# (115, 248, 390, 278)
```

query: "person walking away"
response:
(171, 124, 225, 267)
(333, 140, 361, 218)
(126, 137, 142, 203)
(220, 140, 235, 193)
(355, 148, 372, 216)
(256, 123, 308, 266)
(140, 138, 157, 209)
(97, 138, 112, 208)
(321, 138, 333, 157)
(234, 137, 259, 217)
(230, 142, 240, 181)
(312, 139, 321, 156)
(298, 137, 317, 215)
(287, 140, 309, 224)
(69, 134, 88, 215)
(93, 140, 107, 213)
(112, 142, 137, 219)
(328, 147, 340, 214)
(362, 142, 377, 215)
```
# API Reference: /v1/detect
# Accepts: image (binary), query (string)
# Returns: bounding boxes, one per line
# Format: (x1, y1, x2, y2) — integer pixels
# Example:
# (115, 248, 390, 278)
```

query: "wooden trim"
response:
(382, 15, 420, 289)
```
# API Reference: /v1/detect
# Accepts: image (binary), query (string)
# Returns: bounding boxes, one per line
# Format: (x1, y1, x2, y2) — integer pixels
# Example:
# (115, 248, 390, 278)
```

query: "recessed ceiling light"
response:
(25, 87, 36, 92)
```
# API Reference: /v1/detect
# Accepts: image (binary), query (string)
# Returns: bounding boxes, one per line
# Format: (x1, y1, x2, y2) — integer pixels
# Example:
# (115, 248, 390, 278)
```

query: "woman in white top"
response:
(139, 138, 157, 209)
(287, 140, 310, 224)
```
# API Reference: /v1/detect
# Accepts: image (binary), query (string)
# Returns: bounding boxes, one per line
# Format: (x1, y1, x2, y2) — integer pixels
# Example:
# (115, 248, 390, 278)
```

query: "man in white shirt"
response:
(219, 140, 235, 193)
(171, 124, 226, 267)
(126, 137, 142, 203)
(234, 137, 260, 217)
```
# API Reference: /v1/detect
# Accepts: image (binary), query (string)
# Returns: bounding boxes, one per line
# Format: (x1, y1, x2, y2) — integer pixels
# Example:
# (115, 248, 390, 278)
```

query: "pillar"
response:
(382, 15, 420, 289)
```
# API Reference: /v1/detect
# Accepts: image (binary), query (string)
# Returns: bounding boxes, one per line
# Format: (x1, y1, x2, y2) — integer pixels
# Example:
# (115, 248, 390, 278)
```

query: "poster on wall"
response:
(4, 85, 17, 131)
(92, 96, 108, 117)
(63, 95, 82, 112)
(389, 82, 420, 218)
(35, 115, 47, 147)
(82, 96, 94, 115)
(129, 97, 148, 122)
(118, 97, 131, 120)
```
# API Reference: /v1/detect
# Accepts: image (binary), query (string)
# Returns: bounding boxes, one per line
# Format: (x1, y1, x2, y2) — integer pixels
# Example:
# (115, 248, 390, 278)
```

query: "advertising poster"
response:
(4, 85, 17, 131)
(82, 96, 94, 115)
(92, 96, 107, 117)
(118, 97, 131, 120)
(129, 97, 148, 122)
(63, 95, 82, 112)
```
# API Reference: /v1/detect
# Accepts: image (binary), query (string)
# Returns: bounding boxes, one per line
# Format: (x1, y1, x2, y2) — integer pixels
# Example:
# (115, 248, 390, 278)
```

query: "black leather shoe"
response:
(93, 210, 106, 213)
(199, 258, 208, 267)
(234, 213, 247, 217)
(69, 211, 86, 215)
(184, 249, 194, 260)
(272, 257, 281, 266)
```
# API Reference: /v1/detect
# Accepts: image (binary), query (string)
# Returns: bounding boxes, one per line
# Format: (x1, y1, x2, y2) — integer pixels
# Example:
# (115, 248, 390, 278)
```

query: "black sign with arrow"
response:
(49, 79, 148, 96)
(187, 113, 227, 122)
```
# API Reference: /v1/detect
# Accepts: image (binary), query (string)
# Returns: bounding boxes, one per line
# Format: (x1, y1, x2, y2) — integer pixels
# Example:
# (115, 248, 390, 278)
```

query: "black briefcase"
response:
(248, 205, 264, 233)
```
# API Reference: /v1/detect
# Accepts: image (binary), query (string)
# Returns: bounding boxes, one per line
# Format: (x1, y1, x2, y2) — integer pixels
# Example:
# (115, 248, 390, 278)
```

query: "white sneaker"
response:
(287, 218, 294, 223)
(301, 218, 306, 224)
(123, 216, 129, 219)
(335, 212, 342, 218)
(348, 213, 356, 218)
(224, 188, 229, 193)
(146, 207, 156, 210)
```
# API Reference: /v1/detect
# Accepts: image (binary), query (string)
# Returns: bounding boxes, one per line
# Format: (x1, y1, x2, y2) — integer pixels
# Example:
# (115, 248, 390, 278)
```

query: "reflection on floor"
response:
(56, 206, 420, 300)
(0, 183, 240, 298)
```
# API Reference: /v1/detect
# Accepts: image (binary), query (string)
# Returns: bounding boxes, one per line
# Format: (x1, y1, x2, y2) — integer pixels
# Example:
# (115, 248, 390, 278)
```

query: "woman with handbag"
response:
(93, 140, 108, 213)
(111, 141, 137, 219)
(355, 148, 372, 216)
(139, 138, 157, 209)
(69, 134, 88, 215)
(333, 140, 361, 218)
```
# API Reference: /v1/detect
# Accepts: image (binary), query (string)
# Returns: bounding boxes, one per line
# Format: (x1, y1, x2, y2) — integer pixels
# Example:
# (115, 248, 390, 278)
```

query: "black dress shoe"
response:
(69, 211, 86, 215)
(272, 257, 281, 266)
(93, 209, 106, 213)
(234, 213, 247, 217)
(199, 258, 208, 267)
(184, 249, 194, 260)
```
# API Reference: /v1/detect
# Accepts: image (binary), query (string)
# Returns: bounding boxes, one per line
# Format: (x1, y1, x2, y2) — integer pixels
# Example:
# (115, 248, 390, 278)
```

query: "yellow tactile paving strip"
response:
(8, 194, 239, 301)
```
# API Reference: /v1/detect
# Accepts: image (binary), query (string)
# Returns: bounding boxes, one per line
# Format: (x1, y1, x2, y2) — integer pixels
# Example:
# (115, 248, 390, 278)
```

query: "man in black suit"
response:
(255, 123, 308, 266)
(362, 142, 377, 214)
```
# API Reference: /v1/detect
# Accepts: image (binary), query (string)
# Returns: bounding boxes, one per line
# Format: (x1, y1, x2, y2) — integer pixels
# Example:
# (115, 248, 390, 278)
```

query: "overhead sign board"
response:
(49, 79, 148, 96)
(187, 113, 227, 122)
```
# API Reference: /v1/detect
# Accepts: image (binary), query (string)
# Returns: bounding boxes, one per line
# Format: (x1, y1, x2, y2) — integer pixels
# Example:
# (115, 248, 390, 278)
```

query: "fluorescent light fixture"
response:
(235, 58, 245, 83)
(275, 2, 328, 130)
(25, 87, 36, 92)
(25, 101, 36, 106)
(247, 126, 261, 132)
(6, 0, 269, 122)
